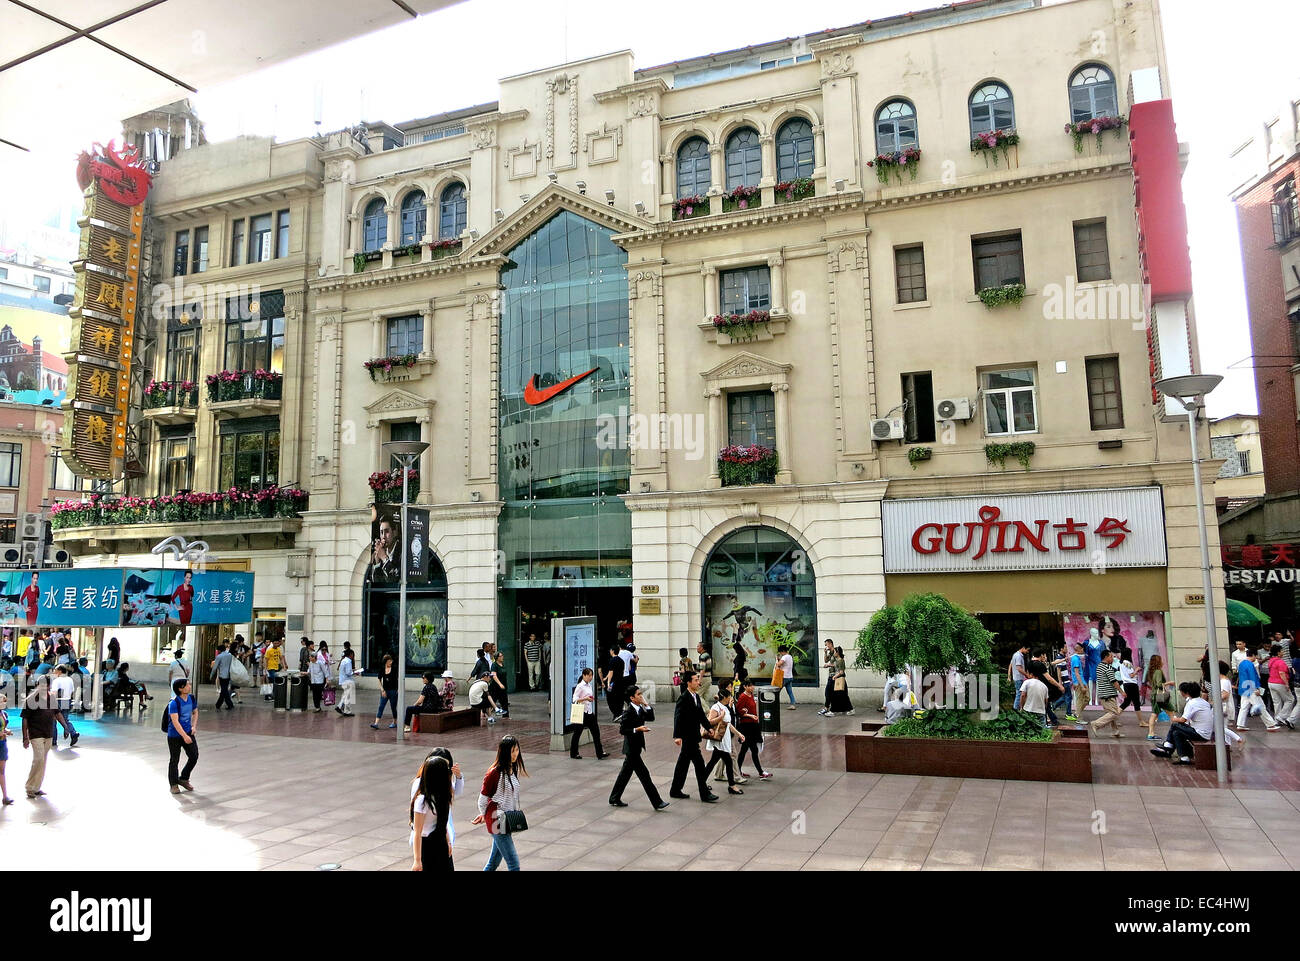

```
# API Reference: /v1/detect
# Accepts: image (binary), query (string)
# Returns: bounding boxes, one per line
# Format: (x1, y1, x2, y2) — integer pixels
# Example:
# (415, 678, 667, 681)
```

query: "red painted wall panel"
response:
(1129, 100, 1194, 301)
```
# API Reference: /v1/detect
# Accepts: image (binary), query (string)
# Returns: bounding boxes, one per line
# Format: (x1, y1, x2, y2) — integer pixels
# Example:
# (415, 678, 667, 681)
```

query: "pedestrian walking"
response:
(263, 639, 284, 700)
(1116, 658, 1144, 727)
(298, 637, 312, 673)
(774, 645, 796, 709)
(165, 678, 199, 794)
(409, 748, 463, 866)
(695, 641, 713, 702)
(668, 671, 719, 803)
(473, 735, 528, 871)
(371, 654, 399, 729)
(822, 645, 854, 716)
(409, 754, 453, 871)
(608, 685, 669, 810)
(489, 651, 510, 718)
(1019, 661, 1050, 727)
(1235, 649, 1280, 732)
(51, 665, 79, 748)
(1088, 649, 1125, 738)
(336, 648, 358, 717)
(735, 677, 770, 780)
(308, 642, 330, 712)
(168, 648, 191, 689)
(819, 638, 836, 714)
(1266, 643, 1297, 730)
(1150, 682, 1216, 765)
(702, 687, 745, 794)
(522, 633, 542, 690)
(0, 691, 13, 804)
(1009, 640, 1030, 710)
(211, 643, 235, 710)
(21, 676, 57, 799)
(1144, 654, 1176, 740)
(569, 668, 609, 760)
(601, 643, 625, 720)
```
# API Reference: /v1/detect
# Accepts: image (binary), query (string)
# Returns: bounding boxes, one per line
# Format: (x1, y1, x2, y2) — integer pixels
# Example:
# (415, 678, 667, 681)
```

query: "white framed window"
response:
(982, 367, 1038, 435)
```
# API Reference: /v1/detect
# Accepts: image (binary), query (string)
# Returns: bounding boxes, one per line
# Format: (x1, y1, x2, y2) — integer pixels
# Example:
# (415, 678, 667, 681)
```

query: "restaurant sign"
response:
(882, 487, 1168, 574)
(1222, 543, 1300, 586)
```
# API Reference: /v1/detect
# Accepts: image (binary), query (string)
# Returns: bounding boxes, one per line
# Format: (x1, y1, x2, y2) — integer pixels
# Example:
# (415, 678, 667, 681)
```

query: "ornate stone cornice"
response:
(614, 190, 865, 247)
(465, 183, 651, 258)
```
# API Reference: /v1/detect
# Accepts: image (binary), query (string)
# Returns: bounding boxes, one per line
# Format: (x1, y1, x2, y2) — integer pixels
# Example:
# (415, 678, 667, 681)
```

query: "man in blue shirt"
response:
(1235, 649, 1279, 732)
(166, 679, 199, 793)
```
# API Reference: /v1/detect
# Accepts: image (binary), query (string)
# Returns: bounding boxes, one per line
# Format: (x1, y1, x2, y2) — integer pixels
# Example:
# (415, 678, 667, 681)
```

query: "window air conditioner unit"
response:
(286, 551, 311, 579)
(2, 546, 20, 565)
(934, 397, 973, 421)
(870, 417, 905, 442)
(20, 541, 40, 567)
(45, 547, 71, 566)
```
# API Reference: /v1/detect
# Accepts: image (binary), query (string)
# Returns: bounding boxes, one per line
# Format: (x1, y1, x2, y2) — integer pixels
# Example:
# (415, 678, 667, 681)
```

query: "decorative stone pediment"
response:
(701, 350, 793, 388)
(364, 387, 435, 428)
(463, 184, 651, 259)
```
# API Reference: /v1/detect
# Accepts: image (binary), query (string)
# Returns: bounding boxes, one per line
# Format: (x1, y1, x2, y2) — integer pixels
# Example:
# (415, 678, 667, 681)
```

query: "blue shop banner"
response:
(0, 569, 125, 627)
(120, 569, 255, 626)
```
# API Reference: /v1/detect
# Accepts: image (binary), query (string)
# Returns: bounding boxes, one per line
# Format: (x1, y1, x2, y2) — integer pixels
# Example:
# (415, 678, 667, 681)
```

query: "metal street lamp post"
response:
(1154, 373, 1226, 784)
(381, 441, 429, 744)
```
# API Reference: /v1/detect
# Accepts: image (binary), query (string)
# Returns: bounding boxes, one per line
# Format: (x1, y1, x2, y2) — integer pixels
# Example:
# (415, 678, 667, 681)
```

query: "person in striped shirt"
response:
(1088, 649, 1125, 738)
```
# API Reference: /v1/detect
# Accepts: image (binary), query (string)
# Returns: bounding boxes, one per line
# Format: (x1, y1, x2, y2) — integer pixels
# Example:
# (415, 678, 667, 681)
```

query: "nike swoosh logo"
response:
(524, 367, 599, 406)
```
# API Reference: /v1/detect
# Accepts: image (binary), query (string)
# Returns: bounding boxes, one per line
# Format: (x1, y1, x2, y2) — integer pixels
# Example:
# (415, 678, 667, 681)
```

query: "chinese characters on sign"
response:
(1222, 544, 1300, 586)
(0, 569, 255, 627)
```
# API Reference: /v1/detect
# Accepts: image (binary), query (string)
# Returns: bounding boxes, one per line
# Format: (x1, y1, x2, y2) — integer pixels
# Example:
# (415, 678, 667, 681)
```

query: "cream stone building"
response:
(57, 0, 1226, 700)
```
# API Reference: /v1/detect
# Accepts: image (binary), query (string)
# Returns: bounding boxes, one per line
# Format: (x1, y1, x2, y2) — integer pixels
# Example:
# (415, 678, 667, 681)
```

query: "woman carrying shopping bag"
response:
(568, 668, 609, 760)
(825, 645, 854, 716)
(308, 641, 331, 712)
(701, 688, 745, 795)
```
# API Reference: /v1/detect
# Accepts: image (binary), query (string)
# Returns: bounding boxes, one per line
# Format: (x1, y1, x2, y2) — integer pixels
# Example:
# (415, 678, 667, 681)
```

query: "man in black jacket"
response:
(669, 671, 719, 802)
(609, 685, 670, 810)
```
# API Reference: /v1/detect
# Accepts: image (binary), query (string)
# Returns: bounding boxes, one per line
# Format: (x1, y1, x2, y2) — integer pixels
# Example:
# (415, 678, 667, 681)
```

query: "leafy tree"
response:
(854, 592, 994, 676)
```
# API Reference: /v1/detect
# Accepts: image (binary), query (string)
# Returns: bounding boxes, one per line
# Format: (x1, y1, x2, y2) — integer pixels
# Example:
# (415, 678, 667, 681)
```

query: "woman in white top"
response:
(308, 642, 331, 712)
(410, 747, 464, 871)
(701, 688, 746, 795)
(569, 667, 609, 760)
(409, 754, 454, 871)
(1116, 659, 1143, 725)
(335, 650, 357, 717)
(777, 645, 797, 709)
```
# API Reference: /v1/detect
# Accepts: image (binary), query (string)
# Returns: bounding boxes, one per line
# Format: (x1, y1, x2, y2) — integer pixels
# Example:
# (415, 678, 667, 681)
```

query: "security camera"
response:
(493, 208, 504, 222)
(547, 171, 558, 183)
(604, 188, 615, 204)
(634, 201, 646, 215)
(575, 180, 587, 194)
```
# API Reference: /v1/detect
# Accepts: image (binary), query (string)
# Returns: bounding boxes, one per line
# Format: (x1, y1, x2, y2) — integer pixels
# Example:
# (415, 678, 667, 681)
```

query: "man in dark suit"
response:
(609, 685, 670, 810)
(669, 671, 719, 802)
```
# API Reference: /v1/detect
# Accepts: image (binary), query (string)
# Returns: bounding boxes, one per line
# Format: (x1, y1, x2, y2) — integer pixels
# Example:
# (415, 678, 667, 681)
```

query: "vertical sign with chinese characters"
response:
(62, 144, 150, 478)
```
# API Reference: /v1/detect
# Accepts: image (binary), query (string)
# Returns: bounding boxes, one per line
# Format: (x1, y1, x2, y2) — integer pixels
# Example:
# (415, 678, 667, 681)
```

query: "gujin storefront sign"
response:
(62, 141, 151, 479)
(882, 487, 1168, 574)
(1222, 544, 1300, 586)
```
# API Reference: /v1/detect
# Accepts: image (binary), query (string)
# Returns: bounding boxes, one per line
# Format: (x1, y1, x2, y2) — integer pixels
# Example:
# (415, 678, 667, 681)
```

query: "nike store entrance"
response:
(495, 211, 633, 687)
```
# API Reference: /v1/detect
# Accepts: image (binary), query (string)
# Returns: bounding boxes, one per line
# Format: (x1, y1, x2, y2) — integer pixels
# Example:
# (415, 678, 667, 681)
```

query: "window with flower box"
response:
(972, 231, 1025, 293)
(982, 367, 1038, 436)
(219, 418, 280, 490)
(388, 421, 421, 473)
(224, 289, 285, 374)
(160, 433, 194, 494)
(969, 81, 1015, 138)
(363, 198, 387, 252)
(720, 266, 771, 315)
(775, 119, 814, 183)
(676, 137, 711, 199)
(386, 314, 423, 357)
(1069, 64, 1118, 123)
(725, 128, 762, 190)
(439, 183, 467, 240)
(876, 99, 918, 154)
(401, 191, 427, 245)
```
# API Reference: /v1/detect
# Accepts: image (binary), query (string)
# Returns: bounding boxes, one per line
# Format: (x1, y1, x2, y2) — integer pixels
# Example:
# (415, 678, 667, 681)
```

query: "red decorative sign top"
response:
(1222, 543, 1297, 569)
(76, 140, 152, 206)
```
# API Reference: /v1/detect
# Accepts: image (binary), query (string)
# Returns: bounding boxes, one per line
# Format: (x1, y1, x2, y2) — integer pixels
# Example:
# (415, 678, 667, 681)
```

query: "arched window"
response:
(875, 100, 918, 154)
(362, 198, 387, 252)
(969, 82, 1015, 137)
(1069, 64, 1119, 122)
(676, 137, 711, 198)
(701, 526, 818, 686)
(399, 190, 426, 245)
(775, 118, 814, 182)
(438, 183, 467, 240)
(725, 128, 762, 190)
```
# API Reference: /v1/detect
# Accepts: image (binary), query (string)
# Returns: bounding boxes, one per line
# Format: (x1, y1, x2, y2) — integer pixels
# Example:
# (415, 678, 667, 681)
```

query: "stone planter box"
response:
(845, 732, 1092, 783)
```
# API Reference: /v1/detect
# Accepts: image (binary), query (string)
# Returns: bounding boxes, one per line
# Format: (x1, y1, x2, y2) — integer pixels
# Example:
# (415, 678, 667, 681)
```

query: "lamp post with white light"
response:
(381, 440, 429, 743)
(1154, 373, 1227, 784)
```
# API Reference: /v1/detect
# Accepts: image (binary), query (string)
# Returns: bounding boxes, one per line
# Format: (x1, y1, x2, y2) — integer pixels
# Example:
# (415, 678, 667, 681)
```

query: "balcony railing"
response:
(143, 380, 198, 409)
(718, 445, 778, 487)
(205, 370, 283, 404)
(51, 487, 308, 530)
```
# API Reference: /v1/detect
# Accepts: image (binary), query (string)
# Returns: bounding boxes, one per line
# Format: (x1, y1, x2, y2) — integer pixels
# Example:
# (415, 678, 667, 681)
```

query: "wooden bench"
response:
(416, 708, 480, 733)
(1192, 740, 1231, 771)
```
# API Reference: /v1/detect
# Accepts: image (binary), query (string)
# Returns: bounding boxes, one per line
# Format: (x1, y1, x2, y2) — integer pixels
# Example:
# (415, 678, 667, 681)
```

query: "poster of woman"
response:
(1061, 611, 1169, 696)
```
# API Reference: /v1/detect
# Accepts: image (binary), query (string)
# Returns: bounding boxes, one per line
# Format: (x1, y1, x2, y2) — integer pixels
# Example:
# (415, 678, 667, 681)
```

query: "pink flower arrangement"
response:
(970, 129, 1020, 167)
(363, 354, 420, 381)
(711, 309, 771, 340)
(868, 147, 922, 185)
(717, 444, 779, 486)
(724, 184, 761, 211)
(774, 178, 815, 202)
(673, 194, 709, 219)
(1064, 115, 1127, 153)
(368, 468, 418, 492)
(50, 486, 308, 529)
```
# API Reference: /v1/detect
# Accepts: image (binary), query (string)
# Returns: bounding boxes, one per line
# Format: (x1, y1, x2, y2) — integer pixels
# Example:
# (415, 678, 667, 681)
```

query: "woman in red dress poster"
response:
(170, 571, 195, 626)
(20, 572, 39, 626)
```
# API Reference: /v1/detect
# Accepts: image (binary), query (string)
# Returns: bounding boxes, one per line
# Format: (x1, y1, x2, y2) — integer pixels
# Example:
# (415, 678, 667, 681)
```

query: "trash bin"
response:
(273, 674, 290, 712)
(759, 686, 780, 735)
(289, 672, 308, 712)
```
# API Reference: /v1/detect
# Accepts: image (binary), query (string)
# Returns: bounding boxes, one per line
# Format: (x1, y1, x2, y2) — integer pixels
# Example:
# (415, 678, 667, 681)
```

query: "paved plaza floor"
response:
(5, 686, 1299, 871)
